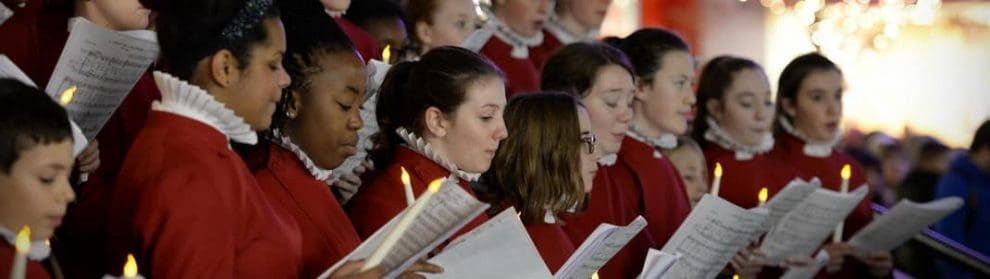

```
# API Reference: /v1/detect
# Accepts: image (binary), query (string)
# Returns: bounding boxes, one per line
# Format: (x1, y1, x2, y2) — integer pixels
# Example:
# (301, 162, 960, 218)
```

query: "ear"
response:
(706, 98, 723, 121)
(415, 21, 433, 47)
(633, 80, 650, 102)
(423, 107, 448, 138)
(284, 90, 303, 119)
(780, 97, 797, 117)
(209, 49, 241, 88)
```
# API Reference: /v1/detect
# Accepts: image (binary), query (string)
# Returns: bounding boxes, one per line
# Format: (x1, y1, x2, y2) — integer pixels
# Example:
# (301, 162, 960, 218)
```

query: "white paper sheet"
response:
(760, 186, 869, 265)
(318, 178, 490, 279)
(780, 249, 830, 279)
(0, 55, 36, 87)
(848, 197, 963, 257)
(638, 249, 680, 279)
(659, 194, 769, 279)
(555, 216, 648, 279)
(763, 178, 821, 230)
(44, 18, 158, 140)
(424, 208, 553, 279)
(0, 3, 12, 26)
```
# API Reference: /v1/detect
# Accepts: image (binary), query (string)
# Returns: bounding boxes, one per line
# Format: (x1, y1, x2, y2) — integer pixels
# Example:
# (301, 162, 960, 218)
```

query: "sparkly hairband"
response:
(219, 0, 274, 43)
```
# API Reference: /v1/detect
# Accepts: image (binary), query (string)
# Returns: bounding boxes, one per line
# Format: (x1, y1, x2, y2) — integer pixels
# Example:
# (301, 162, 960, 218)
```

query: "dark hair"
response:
(540, 42, 634, 98)
(773, 52, 842, 134)
(155, 0, 280, 80)
(268, 0, 358, 136)
(0, 78, 72, 174)
(606, 28, 690, 86)
(482, 92, 585, 224)
(370, 46, 504, 168)
(691, 56, 762, 147)
(404, 0, 436, 50)
(972, 120, 990, 152)
(345, 0, 405, 29)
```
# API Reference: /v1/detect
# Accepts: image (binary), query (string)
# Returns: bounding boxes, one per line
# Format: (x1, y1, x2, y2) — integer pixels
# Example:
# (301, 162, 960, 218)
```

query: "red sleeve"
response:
(347, 169, 411, 239)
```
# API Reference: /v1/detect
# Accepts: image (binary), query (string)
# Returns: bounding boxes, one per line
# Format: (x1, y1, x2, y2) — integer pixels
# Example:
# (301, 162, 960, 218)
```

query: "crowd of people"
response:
(0, 0, 987, 278)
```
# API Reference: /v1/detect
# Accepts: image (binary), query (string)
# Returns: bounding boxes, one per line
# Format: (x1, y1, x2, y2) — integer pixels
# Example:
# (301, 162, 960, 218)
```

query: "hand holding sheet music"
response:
(760, 186, 868, 265)
(780, 250, 829, 279)
(659, 195, 769, 279)
(318, 178, 489, 279)
(638, 249, 680, 279)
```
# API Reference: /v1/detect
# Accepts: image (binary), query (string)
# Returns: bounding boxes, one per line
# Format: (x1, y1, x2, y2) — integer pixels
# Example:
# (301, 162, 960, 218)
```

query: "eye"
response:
(40, 176, 55, 185)
(338, 101, 353, 111)
(456, 20, 467, 29)
(811, 92, 824, 102)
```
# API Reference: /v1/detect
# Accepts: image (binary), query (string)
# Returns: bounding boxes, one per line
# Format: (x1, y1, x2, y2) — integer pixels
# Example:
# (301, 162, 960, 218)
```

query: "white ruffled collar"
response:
(487, 11, 544, 59)
(0, 3, 13, 26)
(0, 226, 50, 261)
(778, 116, 840, 158)
(325, 9, 345, 18)
(627, 124, 678, 150)
(396, 127, 481, 182)
(271, 131, 339, 185)
(598, 153, 618, 166)
(151, 71, 258, 145)
(544, 14, 598, 45)
(703, 117, 774, 161)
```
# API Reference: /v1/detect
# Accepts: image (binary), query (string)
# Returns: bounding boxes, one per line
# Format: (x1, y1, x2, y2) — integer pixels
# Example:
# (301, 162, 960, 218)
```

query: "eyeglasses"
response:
(580, 132, 597, 155)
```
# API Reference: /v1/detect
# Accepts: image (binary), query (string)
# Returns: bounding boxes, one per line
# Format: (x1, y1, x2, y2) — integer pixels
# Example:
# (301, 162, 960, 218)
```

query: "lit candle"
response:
(592, 272, 599, 279)
(400, 166, 415, 206)
(10, 226, 29, 279)
(59, 85, 77, 106)
(381, 44, 392, 64)
(362, 178, 444, 271)
(123, 254, 140, 279)
(710, 162, 723, 196)
(758, 187, 768, 207)
(832, 164, 852, 243)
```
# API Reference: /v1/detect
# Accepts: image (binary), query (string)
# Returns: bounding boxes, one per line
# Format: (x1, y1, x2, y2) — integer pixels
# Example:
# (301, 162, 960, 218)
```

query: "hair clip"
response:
(219, 0, 274, 43)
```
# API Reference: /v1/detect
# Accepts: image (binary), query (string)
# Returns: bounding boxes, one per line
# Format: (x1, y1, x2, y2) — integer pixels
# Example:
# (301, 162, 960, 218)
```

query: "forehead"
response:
(657, 51, 695, 75)
(727, 68, 770, 92)
(593, 64, 634, 88)
(10, 141, 73, 170)
(799, 69, 843, 91)
(462, 76, 506, 106)
(309, 52, 367, 90)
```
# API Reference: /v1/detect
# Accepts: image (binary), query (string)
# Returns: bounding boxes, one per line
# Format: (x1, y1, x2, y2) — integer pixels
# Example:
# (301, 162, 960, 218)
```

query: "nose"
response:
(826, 98, 841, 118)
(684, 90, 697, 106)
(494, 118, 508, 141)
(348, 108, 363, 130)
(538, 0, 551, 16)
(59, 179, 76, 204)
(278, 66, 291, 89)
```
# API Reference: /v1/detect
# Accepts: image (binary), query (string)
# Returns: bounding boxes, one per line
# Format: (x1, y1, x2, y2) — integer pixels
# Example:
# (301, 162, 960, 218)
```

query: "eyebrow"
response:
(47, 164, 68, 171)
(346, 86, 361, 95)
(482, 104, 500, 109)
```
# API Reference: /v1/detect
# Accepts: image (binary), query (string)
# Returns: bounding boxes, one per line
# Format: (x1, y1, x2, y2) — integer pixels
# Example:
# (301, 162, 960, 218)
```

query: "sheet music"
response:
(319, 178, 490, 279)
(638, 249, 680, 279)
(764, 178, 821, 230)
(0, 55, 36, 87)
(760, 186, 868, 264)
(659, 194, 768, 279)
(555, 216, 648, 279)
(780, 249, 829, 279)
(848, 197, 963, 257)
(44, 18, 158, 140)
(424, 208, 553, 279)
(0, 3, 12, 26)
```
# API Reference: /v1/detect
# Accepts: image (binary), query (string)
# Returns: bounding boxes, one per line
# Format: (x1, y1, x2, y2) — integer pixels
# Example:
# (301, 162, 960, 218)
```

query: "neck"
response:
(74, 3, 115, 30)
(493, 9, 530, 37)
(632, 104, 662, 138)
(556, 13, 591, 36)
(971, 150, 990, 173)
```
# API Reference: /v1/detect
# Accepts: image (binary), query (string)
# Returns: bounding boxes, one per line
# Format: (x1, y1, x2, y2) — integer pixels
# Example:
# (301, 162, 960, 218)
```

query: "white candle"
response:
(710, 162, 723, 197)
(102, 253, 145, 279)
(362, 178, 444, 271)
(9, 226, 29, 279)
(400, 167, 415, 206)
(832, 164, 851, 243)
(757, 187, 768, 207)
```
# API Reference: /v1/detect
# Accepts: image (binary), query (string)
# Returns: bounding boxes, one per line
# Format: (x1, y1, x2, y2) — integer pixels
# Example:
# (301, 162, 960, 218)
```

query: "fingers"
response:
(331, 261, 383, 279)
(342, 174, 361, 186)
(407, 260, 443, 274)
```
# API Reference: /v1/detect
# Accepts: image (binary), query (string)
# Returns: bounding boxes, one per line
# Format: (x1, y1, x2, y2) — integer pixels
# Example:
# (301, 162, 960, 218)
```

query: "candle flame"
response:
(733, 275, 740, 279)
(841, 164, 851, 179)
(758, 187, 768, 204)
(382, 45, 391, 63)
(59, 85, 77, 106)
(714, 162, 723, 177)
(15, 226, 30, 254)
(45, 239, 50, 247)
(427, 178, 443, 193)
(400, 166, 410, 186)
(591, 272, 600, 279)
(123, 254, 138, 277)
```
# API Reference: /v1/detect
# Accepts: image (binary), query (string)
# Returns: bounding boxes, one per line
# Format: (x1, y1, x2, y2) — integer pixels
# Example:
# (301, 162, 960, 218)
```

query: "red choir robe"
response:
(610, 136, 692, 247)
(0, 0, 70, 86)
(558, 167, 654, 279)
(335, 17, 380, 63)
(702, 143, 805, 209)
(770, 132, 878, 278)
(525, 221, 576, 274)
(529, 29, 563, 72)
(248, 143, 363, 279)
(54, 72, 160, 278)
(347, 146, 489, 240)
(105, 111, 302, 278)
(0, 242, 50, 279)
(478, 36, 542, 98)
